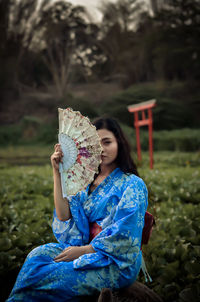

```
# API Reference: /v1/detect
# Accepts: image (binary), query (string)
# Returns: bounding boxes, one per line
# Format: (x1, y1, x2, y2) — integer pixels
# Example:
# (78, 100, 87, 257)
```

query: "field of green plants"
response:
(0, 146, 199, 301)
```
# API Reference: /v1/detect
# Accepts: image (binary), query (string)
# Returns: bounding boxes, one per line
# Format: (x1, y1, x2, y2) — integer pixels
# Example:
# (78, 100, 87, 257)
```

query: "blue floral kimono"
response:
(7, 168, 148, 302)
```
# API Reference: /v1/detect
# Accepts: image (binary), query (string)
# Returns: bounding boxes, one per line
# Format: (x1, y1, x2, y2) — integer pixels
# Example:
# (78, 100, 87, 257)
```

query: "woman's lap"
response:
(7, 243, 131, 302)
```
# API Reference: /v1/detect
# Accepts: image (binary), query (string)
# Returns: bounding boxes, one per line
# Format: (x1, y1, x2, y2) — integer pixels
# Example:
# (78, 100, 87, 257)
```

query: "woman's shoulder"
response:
(120, 171, 147, 191)
(120, 170, 144, 183)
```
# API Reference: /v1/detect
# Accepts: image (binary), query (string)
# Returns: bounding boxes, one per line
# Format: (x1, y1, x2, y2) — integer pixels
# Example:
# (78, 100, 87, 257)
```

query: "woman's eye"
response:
(104, 141, 111, 145)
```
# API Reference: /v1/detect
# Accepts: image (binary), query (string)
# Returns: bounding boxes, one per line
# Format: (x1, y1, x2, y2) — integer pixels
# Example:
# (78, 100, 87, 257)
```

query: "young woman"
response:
(7, 117, 148, 302)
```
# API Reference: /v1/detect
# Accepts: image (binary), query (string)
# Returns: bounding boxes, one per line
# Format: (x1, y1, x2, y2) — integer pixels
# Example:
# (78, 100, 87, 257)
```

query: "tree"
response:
(152, 0, 200, 80)
(0, 0, 11, 94)
(7, 0, 51, 86)
(94, 0, 148, 84)
(38, 1, 93, 97)
(149, 0, 169, 15)
(1, 0, 97, 98)
(0, 0, 53, 98)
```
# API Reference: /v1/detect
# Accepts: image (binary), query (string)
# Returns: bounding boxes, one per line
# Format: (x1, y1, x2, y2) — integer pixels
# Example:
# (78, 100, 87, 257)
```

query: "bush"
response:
(141, 200, 200, 302)
(0, 151, 200, 301)
(0, 124, 22, 145)
(1, 119, 199, 153)
(98, 81, 200, 130)
(121, 126, 200, 152)
(153, 129, 200, 152)
(59, 93, 98, 119)
(0, 165, 55, 273)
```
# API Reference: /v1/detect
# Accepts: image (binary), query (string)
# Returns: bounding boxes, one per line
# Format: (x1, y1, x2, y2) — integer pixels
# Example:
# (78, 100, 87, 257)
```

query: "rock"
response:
(80, 282, 163, 302)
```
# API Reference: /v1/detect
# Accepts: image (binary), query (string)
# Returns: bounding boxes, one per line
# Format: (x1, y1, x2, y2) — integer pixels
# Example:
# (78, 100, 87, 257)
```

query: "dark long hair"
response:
(93, 117, 139, 176)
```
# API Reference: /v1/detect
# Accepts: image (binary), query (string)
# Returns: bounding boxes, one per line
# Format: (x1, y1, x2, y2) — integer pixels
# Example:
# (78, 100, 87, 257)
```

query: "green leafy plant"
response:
(0, 149, 199, 301)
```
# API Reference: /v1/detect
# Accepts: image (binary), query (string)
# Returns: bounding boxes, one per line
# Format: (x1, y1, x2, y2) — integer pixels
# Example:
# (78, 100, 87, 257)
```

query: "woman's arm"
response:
(54, 244, 96, 262)
(51, 144, 72, 221)
(72, 177, 148, 270)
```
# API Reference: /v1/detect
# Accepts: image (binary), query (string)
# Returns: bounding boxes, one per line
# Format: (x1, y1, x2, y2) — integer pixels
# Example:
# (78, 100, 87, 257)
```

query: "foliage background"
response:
(0, 149, 200, 301)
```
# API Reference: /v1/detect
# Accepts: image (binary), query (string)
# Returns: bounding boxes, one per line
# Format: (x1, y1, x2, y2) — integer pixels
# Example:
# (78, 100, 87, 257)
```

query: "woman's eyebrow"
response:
(101, 137, 112, 141)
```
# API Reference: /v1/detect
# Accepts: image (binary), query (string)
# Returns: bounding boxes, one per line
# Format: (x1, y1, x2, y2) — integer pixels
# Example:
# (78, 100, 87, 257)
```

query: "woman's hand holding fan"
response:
(51, 144, 64, 171)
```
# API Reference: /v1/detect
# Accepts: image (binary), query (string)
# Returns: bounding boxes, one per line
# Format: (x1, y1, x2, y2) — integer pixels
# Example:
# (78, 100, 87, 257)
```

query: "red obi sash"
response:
(141, 211, 155, 246)
(89, 212, 155, 246)
(89, 222, 102, 242)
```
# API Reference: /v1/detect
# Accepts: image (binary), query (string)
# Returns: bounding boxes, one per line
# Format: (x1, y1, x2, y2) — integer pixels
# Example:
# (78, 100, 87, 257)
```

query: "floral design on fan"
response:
(76, 147, 91, 165)
(77, 154, 82, 165)
(79, 147, 91, 158)
(58, 107, 102, 196)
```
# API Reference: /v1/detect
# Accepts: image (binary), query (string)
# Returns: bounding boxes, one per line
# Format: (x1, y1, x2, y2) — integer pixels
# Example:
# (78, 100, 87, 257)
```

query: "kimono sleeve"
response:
(73, 177, 148, 270)
(52, 191, 90, 246)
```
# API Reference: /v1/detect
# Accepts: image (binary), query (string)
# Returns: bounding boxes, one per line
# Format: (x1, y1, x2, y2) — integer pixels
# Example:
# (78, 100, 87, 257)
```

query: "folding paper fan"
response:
(58, 108, 102, 197)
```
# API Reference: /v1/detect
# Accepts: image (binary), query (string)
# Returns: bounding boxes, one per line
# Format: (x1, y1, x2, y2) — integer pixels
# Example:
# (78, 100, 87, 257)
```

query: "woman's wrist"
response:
(81, 245, 96, 254)
(53, 167, 60, 175)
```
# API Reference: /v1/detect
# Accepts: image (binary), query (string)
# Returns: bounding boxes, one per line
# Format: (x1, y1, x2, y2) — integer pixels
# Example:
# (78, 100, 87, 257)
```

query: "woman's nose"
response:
(101, 145, 106, 154)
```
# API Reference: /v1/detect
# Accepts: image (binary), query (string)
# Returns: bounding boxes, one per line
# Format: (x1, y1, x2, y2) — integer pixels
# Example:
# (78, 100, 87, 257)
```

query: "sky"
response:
(36, 0, 115, 22)
(66, 0, 116, 21)
(58, 0, 150, 22)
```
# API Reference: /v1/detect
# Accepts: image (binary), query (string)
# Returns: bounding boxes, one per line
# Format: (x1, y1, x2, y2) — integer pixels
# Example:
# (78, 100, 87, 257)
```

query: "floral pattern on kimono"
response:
(7, 168, 148, 302)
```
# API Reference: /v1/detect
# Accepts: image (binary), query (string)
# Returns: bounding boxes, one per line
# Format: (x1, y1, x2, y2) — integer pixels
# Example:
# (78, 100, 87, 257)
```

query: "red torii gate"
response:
(128, 99, 156, 169)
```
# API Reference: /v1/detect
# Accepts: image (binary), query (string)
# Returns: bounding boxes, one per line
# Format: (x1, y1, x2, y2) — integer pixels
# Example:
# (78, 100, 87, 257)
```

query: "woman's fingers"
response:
(54, 151, 63, 157)
(52, 151, 63, 162)
(55, 149, 64, 158)
(51, 144, 64, 169)
(54, 247, 70, 258)
(53, 144, 64, 159)
(54, 246, 86, 263)
(54, 254, 69, 262)
(54, 144, 63, 153)
(54, 247, 81, 262)
(54, 247, 71, 262)
(54, 143, 61, 150)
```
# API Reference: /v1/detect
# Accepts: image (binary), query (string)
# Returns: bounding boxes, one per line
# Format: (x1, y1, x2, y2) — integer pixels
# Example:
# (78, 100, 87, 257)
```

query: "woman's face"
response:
(97, 129, 118, 167)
